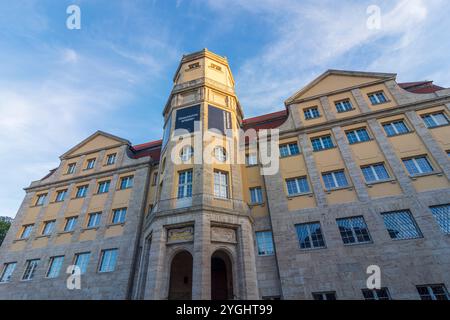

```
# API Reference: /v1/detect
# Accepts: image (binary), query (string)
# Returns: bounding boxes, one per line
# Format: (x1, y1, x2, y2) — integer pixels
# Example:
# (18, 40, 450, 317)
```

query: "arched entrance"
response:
(211, 250, 234, 300)
(168, 251, 193, 300)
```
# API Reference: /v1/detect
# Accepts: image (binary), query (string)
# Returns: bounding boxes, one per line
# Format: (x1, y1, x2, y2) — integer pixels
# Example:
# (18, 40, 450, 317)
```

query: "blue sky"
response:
(1, 0, 449, 217)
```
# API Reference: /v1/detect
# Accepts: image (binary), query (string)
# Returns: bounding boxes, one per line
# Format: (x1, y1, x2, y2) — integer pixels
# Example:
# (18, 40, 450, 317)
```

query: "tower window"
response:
(214, 170, 229, 199)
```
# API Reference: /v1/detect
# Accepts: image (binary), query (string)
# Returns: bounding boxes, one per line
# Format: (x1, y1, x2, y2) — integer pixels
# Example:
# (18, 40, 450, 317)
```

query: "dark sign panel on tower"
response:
(174, 105, 201, 134)
(208, 105, 231, 135)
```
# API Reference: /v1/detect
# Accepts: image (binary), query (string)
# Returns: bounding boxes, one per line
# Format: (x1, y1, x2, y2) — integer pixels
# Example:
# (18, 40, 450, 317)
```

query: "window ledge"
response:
(304, 116, 323, 120)
(213, 197, 231, 202)
(245, 164, 259, 168)
(35, 235, 51, 239)
(336, 108, 356, 113)
(287, 192, 314, 199)
(427, 123, 450, 129)
(57, 231, 74, 235)
(370, 100, 391, 106)
(13, 238, 28, 243)
(365, 179, 396, 187)
(313, 146, 336, 153)
(325, 186, 353, 193)
(409, 171, 442, 180)
(343, 241, 373, 247)
(106, 222, 125, 228)
(82, 227, 100, 231)
(348, 139, 373, 146)
(386, 130, 415, 138)
(248, 202, 265, 208)
(279, 153, 301, 159)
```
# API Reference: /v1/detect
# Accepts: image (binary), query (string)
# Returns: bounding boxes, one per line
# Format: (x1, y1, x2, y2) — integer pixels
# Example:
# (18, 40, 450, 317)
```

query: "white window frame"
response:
(322, 170, 348, 189)
(64, 217, 78, 232)
(112, 208, 127, 224)
(106, 153, 116, 165)
(98, 249, 118, 273)
(383, 120, 409, 136)
(279, 143, 300, 157)
(0, 262, 17, 283)
(255, 231, 274, 256)
(177, 170, 193, 199)
(76, 185, 88, 198)
(214, 146, 227, 162)
(246, 154, 258, 166)
(42, 220, 55, 236)
(403, 156, 434, 175)
(180, 146, 194, 162)
(361, 163, 390, 182)
(120, 176, 134, 190)
(97, 180, 110, 194)
(86, 158, 96, 170)
(249, 187, 263, 204)
(35, 194, 47, 206)
(67, 163, 76, 174)
(87, 212, 102, 228)
(422, 112, 449, 128)
(22, 259, 39, 281)
(20, 224, 34, 239)
(46, 256, 64, 278)
(214, 171, 229, 199)
(335, 99, 353, 113)
(368, 91, 388, 105)
(55, 189, 67, 202)
(304, 107, 320, 119)
(346, 128, 370, 144)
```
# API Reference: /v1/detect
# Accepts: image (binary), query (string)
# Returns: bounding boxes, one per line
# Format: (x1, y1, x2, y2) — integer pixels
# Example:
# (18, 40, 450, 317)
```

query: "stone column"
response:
(192, 216, 211, 299)
(143, 227, 167, 299)
(351, 88, 371, 113)
(319, 96, 335, 121)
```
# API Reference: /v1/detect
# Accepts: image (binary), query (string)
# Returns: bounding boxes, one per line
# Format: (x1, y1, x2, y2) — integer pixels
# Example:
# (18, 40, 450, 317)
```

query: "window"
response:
(86, 158, 96, 170)
(22, 259, 40, 281)
(46, 256, 64, 278)
(180, 146, 194, 162)
(120, 176, 134, 190)
(279, 143, 300, 157)
(362, 288, 391, 300)
(255, 231, 274, 256)
(322, 170, 349, 190)
(336, 216, 371, 245)
(97, 180, 110, 194)
(75, 185, 88, 198)
(429, 204, 450, 234)
(368, 91, 388, 105)
(335, 99, 353, 113)
(250, 187, 263, 204)
(286, 177, 310, 196)
(177, 170, 193, 199)
(67, 163, 76, 174)
(246, 154, 258, 166)
(0, 262, 17, 283)
(55, 189, 67, 202)
(312, 292, 336, 300)
(106, 153, 116, 165)
(214, 171, 229, 199)
(381, 210, 422, 240)
(99, 249, 118, 273)
(361, 163, 390, 183)
(87, 212, 102, 228)
(295, 222, 326, 249)
(214, 147, 227, 162)
(346, 128, 371, 144)
(35, 194, 47, 206)
(382, 120, 410, 136)
(152, 173, 158, 186)
(421, 112, 449, 128)
(112, 208, 127, 224)
(304, 107, 320, 119)
(311, 136, 334, 151)
(417, 284, 449, 300)
(74, 253, 90, 274)
(402, 156, 434, 176)
(20, 224, 33, 239)
(64, 217, 78, 232)
(42, 220, 55, 236)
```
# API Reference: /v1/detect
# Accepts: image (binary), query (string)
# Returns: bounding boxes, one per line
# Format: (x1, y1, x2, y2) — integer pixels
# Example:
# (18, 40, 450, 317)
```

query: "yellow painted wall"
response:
(360, 83, 397, 111)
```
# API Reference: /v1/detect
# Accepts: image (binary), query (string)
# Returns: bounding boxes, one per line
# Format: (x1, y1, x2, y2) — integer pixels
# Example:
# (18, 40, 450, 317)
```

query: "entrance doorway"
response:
(211, 250, 233, 300)
(168, 251, 193, 300)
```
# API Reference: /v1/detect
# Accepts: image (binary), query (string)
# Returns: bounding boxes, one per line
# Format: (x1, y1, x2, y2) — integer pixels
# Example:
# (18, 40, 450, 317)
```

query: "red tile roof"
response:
(399, 81, 444, 94)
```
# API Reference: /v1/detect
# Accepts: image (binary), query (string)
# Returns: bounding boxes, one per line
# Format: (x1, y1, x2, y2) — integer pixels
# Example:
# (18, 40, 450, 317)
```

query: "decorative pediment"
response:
(285, 70, 397, 104)
(60, 131, 130, 159)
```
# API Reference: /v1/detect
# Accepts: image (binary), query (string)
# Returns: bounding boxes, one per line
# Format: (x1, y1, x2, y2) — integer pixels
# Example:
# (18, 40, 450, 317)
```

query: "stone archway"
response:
(168, 251, 193, 300)
(211, 250, 234, 300)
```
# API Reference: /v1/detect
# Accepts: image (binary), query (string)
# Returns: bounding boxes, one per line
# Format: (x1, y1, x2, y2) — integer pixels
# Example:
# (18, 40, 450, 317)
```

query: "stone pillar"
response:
(319, 96, 335, 121)
(143, 227, 167, 299)
(351, 88, 371, 113)
(192, 216, 211, 299)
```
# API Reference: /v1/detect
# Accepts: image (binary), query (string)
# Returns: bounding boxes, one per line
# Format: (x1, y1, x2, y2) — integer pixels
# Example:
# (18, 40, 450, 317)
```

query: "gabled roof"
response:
(285, 69, 397, 105)
(60, 130, 131, 159)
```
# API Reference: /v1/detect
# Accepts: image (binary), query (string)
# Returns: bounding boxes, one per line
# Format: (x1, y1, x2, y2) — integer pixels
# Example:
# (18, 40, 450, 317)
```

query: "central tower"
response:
(135, 49, 259, 300)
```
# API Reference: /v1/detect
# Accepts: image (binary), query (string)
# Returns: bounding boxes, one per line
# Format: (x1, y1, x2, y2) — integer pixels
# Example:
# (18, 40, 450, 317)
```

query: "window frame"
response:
(303, 107, 321, 120)
(381, 210, 422, 240)
(362, 288, 391, 300)
(98, 249, 119, 273)
(112, 208, 127, 224)
(368, 91, 388, 105)
(67, 162, 76, 174)
(64, 216, 78, 232)
(345, 127, 371, 144)
(416, 284, 449, 300)
(255, 231, 274, 256)
(285, 176, 310, 196)
(421, 112, 449, 128)
(87, 212, 102, 228)
(334, 99, 353, 113)
(336, 216, 372, 245)
(22, 259, 40, 281)
(106, 153, 117, 166)
(85, 158, 96, 170)
(402, 156, 434, 176)
(295, 222, 326, 250)
(249, 187, 263, 204)
(279, 142, 300, 157)
(361, 163, 391, 183)
(177, 170, 193, 199)
(35, 193, 47, 206)
(46, 256, 64, 279)
(0, 262, 17, 283)
(42, 220, 56, 236)
(96, 180, 111, 194)
(382, 120, 410, 136)
(213, 170, 229, 199)
(321, 170, 349, 190)
(75, 185, 89, 198)
(20, 224, 34, 239)
(311, 135, 334, 152)
(73, 252, 90, 275)
(119, 176, 134, 190)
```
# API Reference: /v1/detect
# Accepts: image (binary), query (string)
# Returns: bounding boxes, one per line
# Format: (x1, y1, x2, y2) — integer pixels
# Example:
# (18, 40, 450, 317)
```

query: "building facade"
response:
(0, 49, 449, 300)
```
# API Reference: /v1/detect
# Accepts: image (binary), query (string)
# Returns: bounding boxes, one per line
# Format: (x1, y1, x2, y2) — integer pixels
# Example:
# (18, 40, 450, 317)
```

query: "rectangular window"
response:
(402, 156, 434, 176)
(35, 194, 47, 206)
(74, 253, 90, 274)
(295, 222, 326, 249)
(0, 262, 17, 283)
(336, 216, 371, 245)
(322, 170, 349, 190)
(97, 180, 110, 194)
(255, 231, 274, 256)
(368, 91, 388, 105)
(279, 143, 300, 157)
(345, 128, 371, 144)
(75, 185, 88, 198)
(361, 163, 390, 183)
(214, 171, 229, 199)
(119, 176, 134, 190)
(46, 256, 64, 278)
(335, 99, 353, 113)
(382, 120, 410, 136)
(250, 187, 263, 204)
(304, 107, 320, 119)
(246, 154, 258, 166)
(42, 220, 55, 236)
(112, 208, 127, 224)
(55, 189, 67, 202)
(64, 217, 78, 232)
(152, 173, 158, 186)
(312, 292, 336, 300)
(99, 249, 118, 273)
(417, 284, 449, 300)
(381, 210, 422, 240)
(429, 204, 450, 234)
(67, 163, 76, 174)
(177, 170, 193, 199)
(20, 224, 34, 239)
(22, 259, 39, 281)
(286, 177, 310, 196)
(421, 112, 449, 128)
(362, 288, 391, 300)
(311, 136, 334, 151)
(86, 158, 96, 170)
(87, 212, 102, 228)
(106, 153, 117, 165)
